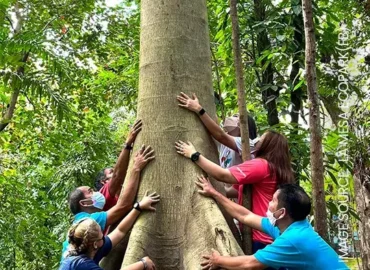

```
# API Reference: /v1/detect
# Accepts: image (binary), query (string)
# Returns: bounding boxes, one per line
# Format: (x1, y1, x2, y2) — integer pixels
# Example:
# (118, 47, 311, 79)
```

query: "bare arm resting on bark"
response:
(109, 120, 143, 197)
(195, 176, 262, 230)
(196, 177, 266, 270)
(177, 92, 239, 152)
(201, 249, 265, 270)
(107, 192, 159, 270)
(106, 145, 155, 226)
(108, 191, 160, 246)
(175, 141, 237, 184)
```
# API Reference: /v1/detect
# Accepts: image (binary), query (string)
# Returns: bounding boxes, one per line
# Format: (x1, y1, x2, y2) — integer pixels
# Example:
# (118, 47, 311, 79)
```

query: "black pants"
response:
(252, 241, 287, 270)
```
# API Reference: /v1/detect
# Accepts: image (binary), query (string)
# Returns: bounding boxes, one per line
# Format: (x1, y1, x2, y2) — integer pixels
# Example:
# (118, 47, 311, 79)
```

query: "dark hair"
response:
(231, 113, 257, 139)
(94, 169, 106, 191)
(277, 184, 311, 221)
(247, 115, 257, 140)
(255, 130, 294, 184)
(68, 189, 85, 215)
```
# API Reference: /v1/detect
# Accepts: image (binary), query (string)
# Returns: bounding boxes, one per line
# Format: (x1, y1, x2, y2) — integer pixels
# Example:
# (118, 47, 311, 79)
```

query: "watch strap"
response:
(134, 202, 142, 212)
(199, 108, 205, 115)
(124, 143, 133, 150)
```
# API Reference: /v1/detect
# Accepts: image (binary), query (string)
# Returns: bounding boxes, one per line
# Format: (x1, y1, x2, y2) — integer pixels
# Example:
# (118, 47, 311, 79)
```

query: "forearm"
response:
(117, 168, 140, 208)
(195, 156, 236, 184)
(110, 147, 131, 196)
(109, 209, 140, 247)
(215, 255, 261, 270)
(198, 112, 224, 140)
(213, 190, 250, 222)
(121, 261, 145, 270)
(117, 208, 140, 235)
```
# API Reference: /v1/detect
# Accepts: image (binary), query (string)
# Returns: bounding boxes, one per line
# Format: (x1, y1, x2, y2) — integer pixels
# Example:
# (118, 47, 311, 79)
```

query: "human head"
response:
(254, 130, 294, 184)
(94, 167, 113, 190)
(223, 114, 257, 139)
(67, 218, 104, 256)
(68, 186, 105, 215)
(268, 184, 311, 225)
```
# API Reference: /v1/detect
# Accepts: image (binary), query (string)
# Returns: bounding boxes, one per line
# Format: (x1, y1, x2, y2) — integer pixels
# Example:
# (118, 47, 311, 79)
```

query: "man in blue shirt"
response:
(195, 176, 348, 270)
(61, 144, 155, 260)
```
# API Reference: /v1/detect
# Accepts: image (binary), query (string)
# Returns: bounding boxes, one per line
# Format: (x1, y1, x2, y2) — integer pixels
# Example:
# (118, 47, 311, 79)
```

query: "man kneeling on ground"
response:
(196, 176, 348, 270)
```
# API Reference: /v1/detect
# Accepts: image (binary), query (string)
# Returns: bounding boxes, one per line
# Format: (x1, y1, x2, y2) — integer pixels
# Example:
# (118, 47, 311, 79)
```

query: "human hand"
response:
(133, 145, 155, 172)
(177, 92, 202, 113)
(142, 256, 156, 270)
(201, 249, 221, 270)
(175, 140, 197, 159)
(195, 176, 217, 197)
(139, 191, 160, 211)
(126, 119, 143, 145)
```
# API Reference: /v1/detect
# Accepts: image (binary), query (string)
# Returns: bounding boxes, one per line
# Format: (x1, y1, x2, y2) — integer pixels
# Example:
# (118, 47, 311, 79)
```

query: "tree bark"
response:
(254, 0, 279, 126)
(350, 112, 370, 270)
(101, 1, 243, 269)
(229, 0, 253, 255)
(289, 0, 304, 125)
(302, 0, 328, 241)
(354, 159, 370, 270)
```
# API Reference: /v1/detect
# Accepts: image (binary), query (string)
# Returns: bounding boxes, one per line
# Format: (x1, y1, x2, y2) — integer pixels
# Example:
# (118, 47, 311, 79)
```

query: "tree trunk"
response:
(254, 0, 279, 126)
(289, 0, 304, 125)
(350, 113, 370, 270)
(302, 0, 328, 241)
(0, 3, 28, 132)
(102, 1, 243, 269)
(354, 163, 370, 270)
(229, 0, 253, 255)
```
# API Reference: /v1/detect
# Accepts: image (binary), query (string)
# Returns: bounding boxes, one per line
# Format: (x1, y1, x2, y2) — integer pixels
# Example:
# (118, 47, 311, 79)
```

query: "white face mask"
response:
(266, 208, 284, 226)
(91, 192, 106, 210)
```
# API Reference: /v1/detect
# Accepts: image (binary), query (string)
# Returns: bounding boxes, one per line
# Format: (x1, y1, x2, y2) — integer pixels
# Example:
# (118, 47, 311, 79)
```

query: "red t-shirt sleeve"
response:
(100, 181, 118, 211)
(228, 158, 269, 185)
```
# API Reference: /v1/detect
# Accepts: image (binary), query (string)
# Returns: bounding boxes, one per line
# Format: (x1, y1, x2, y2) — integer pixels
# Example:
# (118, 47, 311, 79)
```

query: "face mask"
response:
(266, 208, 284, 226)
(91, 192, 106, 210)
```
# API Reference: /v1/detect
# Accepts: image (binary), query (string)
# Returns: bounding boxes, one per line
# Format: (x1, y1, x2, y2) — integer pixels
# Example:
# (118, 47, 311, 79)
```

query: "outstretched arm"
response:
(122, 257, 156, 270)
(109, 120, 143, 197)
(195, 176, 263, 231)
(177, 92, 239, 152)
(108, 192, 160, 247)
(175, 141, 237, 184)
(201, 249, 266, 270)
(106, 145, 155, 226)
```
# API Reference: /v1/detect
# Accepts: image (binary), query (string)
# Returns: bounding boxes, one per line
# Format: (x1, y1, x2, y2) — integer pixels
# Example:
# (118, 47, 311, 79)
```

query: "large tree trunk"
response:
(229, 0, 253, 255)
(102, 1, 243, 269)
(302, 0, 328, 241)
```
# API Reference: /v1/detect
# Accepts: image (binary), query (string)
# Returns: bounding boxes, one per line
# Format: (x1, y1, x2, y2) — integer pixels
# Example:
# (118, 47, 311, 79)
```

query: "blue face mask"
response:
(91, 192, 106, 210)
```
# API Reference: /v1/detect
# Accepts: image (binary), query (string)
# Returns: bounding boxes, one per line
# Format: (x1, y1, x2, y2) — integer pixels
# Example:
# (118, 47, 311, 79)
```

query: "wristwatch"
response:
(124, 143, 133, 150)
(133, 202, 142, 212)
(190, 152, 201, 162)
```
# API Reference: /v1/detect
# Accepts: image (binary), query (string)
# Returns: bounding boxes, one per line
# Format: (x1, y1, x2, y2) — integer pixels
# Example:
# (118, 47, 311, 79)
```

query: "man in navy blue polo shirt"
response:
(195, 177, 348, 270)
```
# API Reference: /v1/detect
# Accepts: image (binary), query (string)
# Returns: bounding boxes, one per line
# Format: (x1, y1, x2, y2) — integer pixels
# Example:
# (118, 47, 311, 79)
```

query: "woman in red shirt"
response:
(175, 130, 294, 254)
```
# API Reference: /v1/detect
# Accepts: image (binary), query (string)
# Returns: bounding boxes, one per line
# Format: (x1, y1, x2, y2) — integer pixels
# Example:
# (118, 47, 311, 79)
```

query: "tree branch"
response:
(0, 51, 30, 132)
